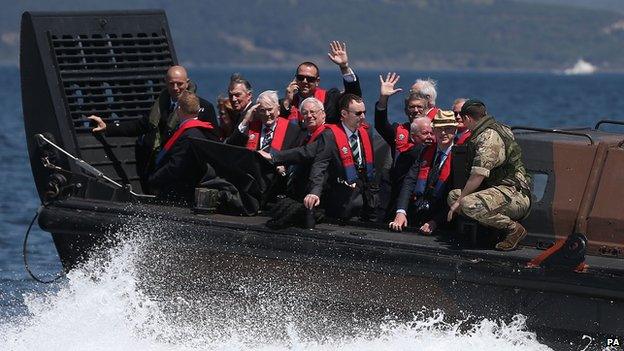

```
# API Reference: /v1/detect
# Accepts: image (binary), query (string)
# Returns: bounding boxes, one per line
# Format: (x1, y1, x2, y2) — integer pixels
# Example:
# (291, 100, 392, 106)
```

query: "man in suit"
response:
(304, 93, 379, 222)
(375, 72, 435, 219)
(227, 90, 302, 152)
(88, 65, 218, 191)
(281, 41, 362, 124)
(227, 90, 303, 203)
(389, 110, 458, 234)
(148, 91, 219, 204)
(227, 73, 254, 127)
(258, 97, 331, 200)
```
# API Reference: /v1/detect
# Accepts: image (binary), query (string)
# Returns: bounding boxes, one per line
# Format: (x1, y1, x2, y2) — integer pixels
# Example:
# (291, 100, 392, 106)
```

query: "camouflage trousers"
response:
(447, 185, 530, 230)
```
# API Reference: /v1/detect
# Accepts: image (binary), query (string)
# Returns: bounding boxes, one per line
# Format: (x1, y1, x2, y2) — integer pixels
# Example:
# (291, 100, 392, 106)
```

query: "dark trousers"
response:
(324, 171, 379, 222)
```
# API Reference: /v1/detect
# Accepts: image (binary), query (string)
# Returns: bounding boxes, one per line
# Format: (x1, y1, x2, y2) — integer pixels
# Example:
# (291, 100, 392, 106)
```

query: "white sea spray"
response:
(0, 219, 555, 351)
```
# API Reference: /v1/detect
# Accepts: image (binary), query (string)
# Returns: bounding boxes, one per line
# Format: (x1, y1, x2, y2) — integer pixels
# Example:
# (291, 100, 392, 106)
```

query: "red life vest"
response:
(156, 119, 214, 165)
(245, 117, 289, 152)
(413, 144, 452, 199)
(326, 124, 374, 183)
(426, 107, 439, 121)
(287, 88, 327, 123)
(394, 122, 415, 156)
(455, 129, 472, 145)
(307, 124, 327, 144)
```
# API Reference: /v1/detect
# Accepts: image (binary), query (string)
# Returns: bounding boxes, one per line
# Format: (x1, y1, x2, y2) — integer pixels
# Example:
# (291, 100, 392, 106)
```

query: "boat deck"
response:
(52, 197, 624, 275)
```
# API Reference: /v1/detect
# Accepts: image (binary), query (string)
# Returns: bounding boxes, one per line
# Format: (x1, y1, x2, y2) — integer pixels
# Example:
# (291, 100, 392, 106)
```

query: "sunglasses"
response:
(349, 110, 366, 116)
(296, 74, 318, 83)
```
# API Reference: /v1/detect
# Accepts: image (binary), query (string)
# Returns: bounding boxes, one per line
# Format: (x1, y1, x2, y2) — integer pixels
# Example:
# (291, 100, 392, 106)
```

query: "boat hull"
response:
(39, 199, 624, 337)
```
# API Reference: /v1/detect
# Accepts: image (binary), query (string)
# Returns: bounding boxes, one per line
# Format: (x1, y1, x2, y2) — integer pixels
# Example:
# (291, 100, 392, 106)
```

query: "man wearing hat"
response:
(447, 99, 531, 251)
(389, 110, 458, 234)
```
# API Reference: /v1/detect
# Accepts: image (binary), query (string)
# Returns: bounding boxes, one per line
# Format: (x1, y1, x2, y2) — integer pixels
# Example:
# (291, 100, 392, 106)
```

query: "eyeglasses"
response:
(296, 74, 318, 83)
(437, 126, 457, 133)
(349, 110, 366, 116)
(302, 108, 323, 116)
(453, 111, 462, 117)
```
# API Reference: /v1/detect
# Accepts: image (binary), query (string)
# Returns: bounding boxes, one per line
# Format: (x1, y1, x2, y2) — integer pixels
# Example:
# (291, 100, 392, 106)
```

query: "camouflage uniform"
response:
(447, 119, 530, 231)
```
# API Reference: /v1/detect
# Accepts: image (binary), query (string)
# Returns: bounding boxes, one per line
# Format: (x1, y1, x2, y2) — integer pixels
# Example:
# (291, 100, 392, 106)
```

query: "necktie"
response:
(350, 133, 362, 167)
(427, 150, 445, 188)
(261, 125, 273, 150)
(302, 132, 312, 145)
(434, 150, 445, 170)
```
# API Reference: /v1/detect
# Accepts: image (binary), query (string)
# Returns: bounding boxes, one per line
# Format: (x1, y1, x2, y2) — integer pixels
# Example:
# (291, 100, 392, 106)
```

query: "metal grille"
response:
(49, 31, 174, 188)
(51, 32, 173, 132)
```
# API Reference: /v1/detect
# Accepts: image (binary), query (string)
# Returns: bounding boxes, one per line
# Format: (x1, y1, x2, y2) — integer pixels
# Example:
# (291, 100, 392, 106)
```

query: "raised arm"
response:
(375, 73, 403, 146)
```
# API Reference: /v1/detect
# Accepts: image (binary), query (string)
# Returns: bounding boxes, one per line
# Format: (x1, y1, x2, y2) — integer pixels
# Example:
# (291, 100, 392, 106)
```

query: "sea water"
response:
(2, 66, 624, 350)
(0, 227, 552, 351)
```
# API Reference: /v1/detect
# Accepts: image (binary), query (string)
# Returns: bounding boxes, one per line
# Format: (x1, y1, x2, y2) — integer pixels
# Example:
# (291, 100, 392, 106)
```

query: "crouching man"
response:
(446, 99, 531, 251)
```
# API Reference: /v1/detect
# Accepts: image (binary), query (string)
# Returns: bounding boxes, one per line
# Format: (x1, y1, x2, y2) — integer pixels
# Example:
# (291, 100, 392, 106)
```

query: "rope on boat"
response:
(22, 206, 65, 284)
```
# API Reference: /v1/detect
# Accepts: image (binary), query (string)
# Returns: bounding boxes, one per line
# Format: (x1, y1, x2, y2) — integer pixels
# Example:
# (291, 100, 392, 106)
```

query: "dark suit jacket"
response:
(226, 119, 304, 151)
(272, 128, 332, 199)
(148, 127, 219, 203)
(375, 103, 426, 217)
(308, 126, 378, 221)
(395, 145, 454, 227)
(280, 76, 362, 125)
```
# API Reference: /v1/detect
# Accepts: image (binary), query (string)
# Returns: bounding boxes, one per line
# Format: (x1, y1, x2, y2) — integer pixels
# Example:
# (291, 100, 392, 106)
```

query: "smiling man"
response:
(281, 41, 362, 125)
(390, 110, 457, 234)
(227, 90, 302, 153)
(303, 93, 379, 223)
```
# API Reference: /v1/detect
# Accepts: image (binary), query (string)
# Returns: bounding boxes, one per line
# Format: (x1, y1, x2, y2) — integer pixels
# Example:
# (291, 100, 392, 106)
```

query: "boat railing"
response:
(594, 119, 624, 130)
(511, 126, 594, 144)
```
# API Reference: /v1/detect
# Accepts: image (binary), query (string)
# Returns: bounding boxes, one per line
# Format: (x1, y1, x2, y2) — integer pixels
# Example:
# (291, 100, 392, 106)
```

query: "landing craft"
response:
(20, 10, 624, 342)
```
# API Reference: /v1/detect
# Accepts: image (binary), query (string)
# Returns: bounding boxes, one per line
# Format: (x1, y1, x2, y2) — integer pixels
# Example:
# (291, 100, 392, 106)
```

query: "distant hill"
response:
(518, 0, 624, 13)
(3, 0, 624, 71)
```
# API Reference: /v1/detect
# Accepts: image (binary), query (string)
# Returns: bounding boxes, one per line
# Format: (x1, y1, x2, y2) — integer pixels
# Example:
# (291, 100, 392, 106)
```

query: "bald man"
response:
(88, 65, 217, 191)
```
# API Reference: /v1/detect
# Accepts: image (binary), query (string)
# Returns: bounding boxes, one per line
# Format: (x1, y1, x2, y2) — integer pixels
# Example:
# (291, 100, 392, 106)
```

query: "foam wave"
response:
(0, 222, 552, 351)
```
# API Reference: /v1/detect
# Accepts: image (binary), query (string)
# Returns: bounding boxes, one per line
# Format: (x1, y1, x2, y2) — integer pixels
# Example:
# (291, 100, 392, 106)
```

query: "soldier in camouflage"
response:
(447, 99, 531, 251)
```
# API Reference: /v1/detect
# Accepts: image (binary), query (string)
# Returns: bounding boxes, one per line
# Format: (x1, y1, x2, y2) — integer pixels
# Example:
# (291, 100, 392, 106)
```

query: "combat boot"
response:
(495, 222, 527, 251)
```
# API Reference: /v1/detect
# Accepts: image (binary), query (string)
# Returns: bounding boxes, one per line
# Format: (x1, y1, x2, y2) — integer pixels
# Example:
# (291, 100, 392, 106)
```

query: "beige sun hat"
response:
(432, 110, 458, 128)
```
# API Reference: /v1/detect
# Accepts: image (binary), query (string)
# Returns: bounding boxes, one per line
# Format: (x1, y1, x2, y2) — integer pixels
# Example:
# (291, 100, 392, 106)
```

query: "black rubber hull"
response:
(39, 199, 624, 338)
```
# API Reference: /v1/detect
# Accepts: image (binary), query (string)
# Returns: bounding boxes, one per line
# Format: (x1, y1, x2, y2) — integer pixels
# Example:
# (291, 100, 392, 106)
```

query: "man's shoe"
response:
(495, 222, 527, 251)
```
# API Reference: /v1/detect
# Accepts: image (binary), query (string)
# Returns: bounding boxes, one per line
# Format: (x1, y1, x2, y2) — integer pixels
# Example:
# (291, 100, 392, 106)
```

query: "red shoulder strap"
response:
(395, 123, 414, 153)
(270, 118, 289, 151)
(163, 119, 213, 151)
(245, 120, 262, 150)
(358, 124, 374, 165)
(287, 87, 327, 123)
(456, 130, 472, 145)
(426, 107, 439, 121)
(309, 124, 327, 143)
(314, 87, 327, 103)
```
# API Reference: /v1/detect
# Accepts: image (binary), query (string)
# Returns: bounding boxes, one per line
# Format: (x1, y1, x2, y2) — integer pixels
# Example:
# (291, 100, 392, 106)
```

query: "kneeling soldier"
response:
(447, 99, 531, 251)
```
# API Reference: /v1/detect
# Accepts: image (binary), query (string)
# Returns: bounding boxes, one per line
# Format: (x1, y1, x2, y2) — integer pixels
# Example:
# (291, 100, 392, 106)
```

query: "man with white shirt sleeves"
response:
(281, 41, 362, 125)
(226, 90, 302, 152)
(304, 94, 379, 222)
